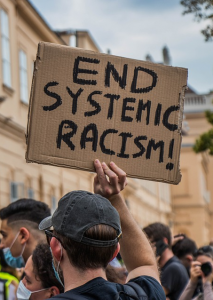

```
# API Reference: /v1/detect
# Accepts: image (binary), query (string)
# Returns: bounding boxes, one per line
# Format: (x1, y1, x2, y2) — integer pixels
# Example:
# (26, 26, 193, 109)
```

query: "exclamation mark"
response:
(166, 139, 174, 170)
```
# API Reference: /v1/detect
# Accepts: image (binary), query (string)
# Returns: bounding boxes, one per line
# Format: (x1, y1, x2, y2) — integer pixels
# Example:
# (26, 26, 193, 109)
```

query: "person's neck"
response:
(63, 263, 107, 292)
(159, 248, 174, 268)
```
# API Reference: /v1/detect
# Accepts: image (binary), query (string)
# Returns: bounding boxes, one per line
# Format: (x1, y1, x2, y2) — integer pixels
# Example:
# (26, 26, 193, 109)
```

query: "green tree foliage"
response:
(193, 110, 213, 154)
(180, 0, 213, 41)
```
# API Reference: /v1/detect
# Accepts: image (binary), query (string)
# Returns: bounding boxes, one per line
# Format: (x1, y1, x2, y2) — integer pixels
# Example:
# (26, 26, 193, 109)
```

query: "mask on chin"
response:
(3, 232, 26, 268)
(17, 280, 48, 300)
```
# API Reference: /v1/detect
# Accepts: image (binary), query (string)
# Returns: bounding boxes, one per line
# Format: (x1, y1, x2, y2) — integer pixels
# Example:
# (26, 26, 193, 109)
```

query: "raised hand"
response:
(190, 261, 202, 284)
(93, 159, 127, 198)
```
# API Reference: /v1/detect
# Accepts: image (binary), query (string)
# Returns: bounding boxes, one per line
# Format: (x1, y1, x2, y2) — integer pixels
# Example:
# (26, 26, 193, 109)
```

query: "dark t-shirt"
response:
(51, 276, 165, 300)
(161, 256, 189, 300)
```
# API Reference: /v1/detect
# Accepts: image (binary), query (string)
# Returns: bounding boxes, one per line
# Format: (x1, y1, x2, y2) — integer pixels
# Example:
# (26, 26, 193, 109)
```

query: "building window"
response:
(28, 188, 34, 199)
(19, 50, 28, 103)
(10, 182, 24, 202)
(0, 9, 11, 87)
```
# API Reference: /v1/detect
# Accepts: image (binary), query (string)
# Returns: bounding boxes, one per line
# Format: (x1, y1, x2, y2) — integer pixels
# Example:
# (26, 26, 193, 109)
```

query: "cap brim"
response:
(39, 216, 53, 230)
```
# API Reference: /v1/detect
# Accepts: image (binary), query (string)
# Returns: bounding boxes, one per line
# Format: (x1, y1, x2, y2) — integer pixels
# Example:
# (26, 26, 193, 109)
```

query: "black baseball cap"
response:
(39, 190, 122, 247)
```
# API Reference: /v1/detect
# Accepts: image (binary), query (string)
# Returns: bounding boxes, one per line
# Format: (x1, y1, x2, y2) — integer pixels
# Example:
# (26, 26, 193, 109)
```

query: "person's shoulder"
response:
(164, 257, 187, 272)
(48, 293, 82, 300)
(126, 276, 166, 300)
(49, 294, 87, 300)
(162, 257, 188, 282)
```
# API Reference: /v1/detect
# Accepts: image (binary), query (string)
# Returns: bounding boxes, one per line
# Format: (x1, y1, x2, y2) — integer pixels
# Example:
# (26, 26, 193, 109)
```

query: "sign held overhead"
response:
(26, 42, 188, 184)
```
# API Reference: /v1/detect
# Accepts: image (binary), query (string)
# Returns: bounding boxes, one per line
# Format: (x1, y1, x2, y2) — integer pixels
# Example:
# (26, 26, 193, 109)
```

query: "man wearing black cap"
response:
(39, 160, 165, 300)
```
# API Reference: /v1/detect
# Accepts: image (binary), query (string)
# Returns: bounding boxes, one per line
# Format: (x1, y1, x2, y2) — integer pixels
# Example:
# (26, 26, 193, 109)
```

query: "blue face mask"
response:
(3, 232, 26, 269)
(50, 246, 64, 287)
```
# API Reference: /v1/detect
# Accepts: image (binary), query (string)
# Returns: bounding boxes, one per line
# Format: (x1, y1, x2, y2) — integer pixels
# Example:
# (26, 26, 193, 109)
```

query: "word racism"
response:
(42, 56, 178, 171)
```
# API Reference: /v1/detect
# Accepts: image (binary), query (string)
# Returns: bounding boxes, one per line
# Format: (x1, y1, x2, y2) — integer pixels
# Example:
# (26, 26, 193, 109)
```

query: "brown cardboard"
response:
(26, 42, 188, 184)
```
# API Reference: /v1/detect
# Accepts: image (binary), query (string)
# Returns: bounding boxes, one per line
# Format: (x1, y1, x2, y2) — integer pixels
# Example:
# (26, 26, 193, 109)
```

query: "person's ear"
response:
(49, 286, 60, 297)
(19, 227, 30, 244)
(110, 243, 120, 262)
(185, 254, 193, 263)
(163, 237, 169, 245)
(50, 237, 62, 262)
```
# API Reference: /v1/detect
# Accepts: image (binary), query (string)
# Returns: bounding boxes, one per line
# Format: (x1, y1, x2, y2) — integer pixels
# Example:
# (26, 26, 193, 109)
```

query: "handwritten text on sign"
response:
(26, 43, 187, 183)
(43, 57, 177, 170)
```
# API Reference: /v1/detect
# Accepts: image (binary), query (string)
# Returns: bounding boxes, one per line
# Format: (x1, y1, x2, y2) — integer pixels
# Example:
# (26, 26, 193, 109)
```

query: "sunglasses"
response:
(45, 230, 66, 249)
(194, 246, 213, 258)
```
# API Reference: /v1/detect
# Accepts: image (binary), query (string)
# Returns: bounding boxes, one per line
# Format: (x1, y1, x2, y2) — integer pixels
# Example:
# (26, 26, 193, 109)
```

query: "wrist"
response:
(203, 277, 211, 284)
(190, 277, 198, 284)
(108, 193, 123, 203)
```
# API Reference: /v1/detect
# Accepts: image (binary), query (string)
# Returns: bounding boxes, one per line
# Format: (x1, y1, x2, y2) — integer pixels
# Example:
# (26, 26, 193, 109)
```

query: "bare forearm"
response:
(93, 160, 158, 278)
(108, 193, 157, 272)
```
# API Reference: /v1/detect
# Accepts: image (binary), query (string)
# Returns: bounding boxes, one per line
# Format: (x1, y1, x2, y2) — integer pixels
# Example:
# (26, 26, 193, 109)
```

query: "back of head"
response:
(56, 223, 118, 271)
(172, 236, 197, 259)
(0, 198, 51, 226)
(39, 190, 121, 271)
(143, 222, 172, 247)
(32, 243, 64, 293)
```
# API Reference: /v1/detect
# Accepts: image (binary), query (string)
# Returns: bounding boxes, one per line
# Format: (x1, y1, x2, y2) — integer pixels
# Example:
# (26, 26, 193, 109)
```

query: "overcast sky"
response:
(30, 0, 213, 94)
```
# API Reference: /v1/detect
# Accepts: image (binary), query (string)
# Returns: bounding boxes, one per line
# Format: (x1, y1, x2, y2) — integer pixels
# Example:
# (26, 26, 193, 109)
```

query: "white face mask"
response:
(17, 280, 48, 300)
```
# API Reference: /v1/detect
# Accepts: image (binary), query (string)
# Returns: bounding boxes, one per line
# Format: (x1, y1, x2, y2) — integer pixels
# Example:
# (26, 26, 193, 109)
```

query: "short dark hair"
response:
(56, 224, 118, 271)
(0, 199, 51, 225)
(32, 243, 64, 293)
(143, 222, 172, 247)
(172, 236, 197, 258)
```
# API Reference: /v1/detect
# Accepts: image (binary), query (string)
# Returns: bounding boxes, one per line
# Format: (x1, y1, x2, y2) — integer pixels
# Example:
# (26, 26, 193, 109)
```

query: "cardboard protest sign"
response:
(26, 42, 187, 184)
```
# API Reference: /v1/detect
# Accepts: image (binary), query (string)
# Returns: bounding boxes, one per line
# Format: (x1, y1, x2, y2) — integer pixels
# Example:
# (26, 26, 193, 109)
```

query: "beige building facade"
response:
(171, 88, 213, 246)
(0, 0, 172, 227)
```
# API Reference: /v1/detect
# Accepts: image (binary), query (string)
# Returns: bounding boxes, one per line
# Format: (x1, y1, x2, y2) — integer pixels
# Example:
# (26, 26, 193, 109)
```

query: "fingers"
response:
(102, 161, 127, 194)
(93, 160, 127, 197)
(109, 161, 127, 189)
(102, 162, 119, 192)
(191, 261, 202, 279)
(94, 159, 108, 187)
(192, 261, 201, 267)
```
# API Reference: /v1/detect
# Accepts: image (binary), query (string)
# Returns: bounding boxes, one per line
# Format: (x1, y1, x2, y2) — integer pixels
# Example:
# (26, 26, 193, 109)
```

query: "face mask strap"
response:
(31, 287, 49, 294)
(20, 242, 26, 256)
(57, 243, 63, 272)
(57, 243, 64, 287)
(9, 231, 20, 250)
(10, 231, 26, 258)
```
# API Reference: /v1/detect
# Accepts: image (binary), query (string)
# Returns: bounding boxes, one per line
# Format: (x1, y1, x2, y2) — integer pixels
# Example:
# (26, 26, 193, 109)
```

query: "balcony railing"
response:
(184, 94, 213, 113)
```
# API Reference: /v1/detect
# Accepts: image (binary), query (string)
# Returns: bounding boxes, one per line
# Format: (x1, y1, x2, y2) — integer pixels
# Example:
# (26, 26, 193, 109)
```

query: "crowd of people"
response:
(0, 160, 212, 299)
